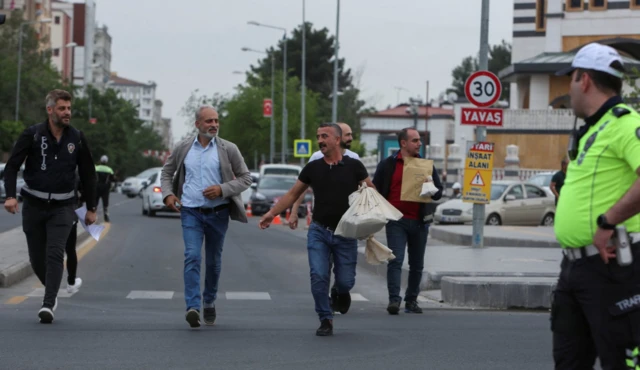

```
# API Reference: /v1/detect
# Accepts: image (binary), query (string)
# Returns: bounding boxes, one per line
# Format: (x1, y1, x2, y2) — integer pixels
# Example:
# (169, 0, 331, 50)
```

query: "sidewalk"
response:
(429, 225, 559, 248)
(0, 226, 91, 287)
(267, 219, 561, 311)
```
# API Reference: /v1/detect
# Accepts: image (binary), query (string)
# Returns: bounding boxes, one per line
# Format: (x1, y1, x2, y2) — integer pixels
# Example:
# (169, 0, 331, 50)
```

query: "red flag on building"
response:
(10, 0, 15, 10)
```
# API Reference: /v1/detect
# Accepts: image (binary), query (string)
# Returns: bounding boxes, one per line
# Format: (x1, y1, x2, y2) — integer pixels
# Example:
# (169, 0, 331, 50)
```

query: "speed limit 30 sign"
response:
(462, 71, 503, 126)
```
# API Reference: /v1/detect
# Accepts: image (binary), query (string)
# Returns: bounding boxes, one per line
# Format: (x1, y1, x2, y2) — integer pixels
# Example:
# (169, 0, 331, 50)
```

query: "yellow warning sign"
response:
(462, 142, 494, 204)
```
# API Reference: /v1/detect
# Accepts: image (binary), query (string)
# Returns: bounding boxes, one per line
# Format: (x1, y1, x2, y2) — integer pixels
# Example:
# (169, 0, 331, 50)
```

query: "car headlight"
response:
(465, 208, 473, 214)
(254, 192, 266, 201)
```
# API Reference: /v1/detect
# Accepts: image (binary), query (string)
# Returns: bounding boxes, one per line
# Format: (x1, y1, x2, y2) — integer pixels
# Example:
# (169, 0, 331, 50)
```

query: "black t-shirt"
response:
(551, 170, 565, 197)
(298, 156, 369, 230)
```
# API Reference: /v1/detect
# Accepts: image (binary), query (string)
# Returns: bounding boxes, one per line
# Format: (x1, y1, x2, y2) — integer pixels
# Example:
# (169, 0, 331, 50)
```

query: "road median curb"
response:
(430, 226, 561, 249)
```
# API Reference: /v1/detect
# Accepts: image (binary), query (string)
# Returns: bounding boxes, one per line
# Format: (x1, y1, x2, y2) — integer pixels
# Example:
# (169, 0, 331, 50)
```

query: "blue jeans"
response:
(180, 207, 229, 311)
(307, 222, 358, 321)
(385, 218, 428, 303)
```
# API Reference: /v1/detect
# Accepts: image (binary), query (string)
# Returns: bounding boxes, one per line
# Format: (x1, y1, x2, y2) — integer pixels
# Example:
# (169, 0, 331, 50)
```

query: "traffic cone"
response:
(272, 214, 282, 225)
(305, 202, 312, 229)
(285, 208, 291, 222)
(246, 203, 253, 217)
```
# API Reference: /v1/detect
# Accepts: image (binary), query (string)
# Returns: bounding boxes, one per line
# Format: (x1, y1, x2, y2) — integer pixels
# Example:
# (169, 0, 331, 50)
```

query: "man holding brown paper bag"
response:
(372, 127, 443, 315)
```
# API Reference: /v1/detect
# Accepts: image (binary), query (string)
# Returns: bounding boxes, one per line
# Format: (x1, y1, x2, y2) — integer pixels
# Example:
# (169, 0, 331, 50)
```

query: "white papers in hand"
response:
(74, 205, 105, 241)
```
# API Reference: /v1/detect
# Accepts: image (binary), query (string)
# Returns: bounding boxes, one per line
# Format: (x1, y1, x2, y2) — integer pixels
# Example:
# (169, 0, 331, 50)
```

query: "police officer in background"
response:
(552, 43, 640, 369)
(3, 89, 97, 324)
(95, 155, 114, 222)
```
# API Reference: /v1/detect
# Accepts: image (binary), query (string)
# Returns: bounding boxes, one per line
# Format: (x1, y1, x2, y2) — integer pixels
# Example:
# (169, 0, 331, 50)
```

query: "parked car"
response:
(122, 167, 163, 198)
(259, 164, 302, 178)
(0, 163, 25, 201)
(434, 180, 555, 226)
(241, 172, 260, 209)
(527, 171, 555, 197)
(249, 175, 312, 217)
(140, 170, 174, 217)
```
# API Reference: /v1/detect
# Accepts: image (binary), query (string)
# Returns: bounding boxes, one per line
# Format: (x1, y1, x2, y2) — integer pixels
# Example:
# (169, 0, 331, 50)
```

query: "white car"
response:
(140, 169, 174, 217)
(122, 167, 163, 198)
(527, 172, 556, 197)
(0, 163, 25, 201)
(434, 180, 556, 226)
(241, 172, 260, 209)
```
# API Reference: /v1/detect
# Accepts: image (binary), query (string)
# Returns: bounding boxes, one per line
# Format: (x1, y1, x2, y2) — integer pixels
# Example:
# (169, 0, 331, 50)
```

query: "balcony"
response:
(490, 109, 579, 132)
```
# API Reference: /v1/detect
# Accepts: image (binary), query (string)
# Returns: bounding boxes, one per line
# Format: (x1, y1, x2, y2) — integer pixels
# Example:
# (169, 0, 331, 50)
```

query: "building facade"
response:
(106, 72, 158, 126)
(92, 24, 112, 90)
(502, 0, 640, 109)
(50, 0, 73, 82)
(1, 0, 53, 51)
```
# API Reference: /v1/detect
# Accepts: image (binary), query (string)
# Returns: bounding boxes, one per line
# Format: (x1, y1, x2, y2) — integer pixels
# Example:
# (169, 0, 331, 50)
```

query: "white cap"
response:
(452, 182, 461, 190)
(556, 43, 624, 78)
(100, 155, 108, 163)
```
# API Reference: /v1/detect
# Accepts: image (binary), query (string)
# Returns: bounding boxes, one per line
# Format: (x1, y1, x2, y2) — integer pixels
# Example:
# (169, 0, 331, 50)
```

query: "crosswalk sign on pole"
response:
(293, 139, 312, 158)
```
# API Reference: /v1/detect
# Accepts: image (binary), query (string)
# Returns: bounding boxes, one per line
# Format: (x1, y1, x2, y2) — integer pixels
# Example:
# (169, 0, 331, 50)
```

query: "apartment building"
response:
(106, 72, 158, 126)
(1, 0, 53, 51)
(501, 0, 640, 110)
(92, 25, 112, 89)
(50, 0, 73, 82)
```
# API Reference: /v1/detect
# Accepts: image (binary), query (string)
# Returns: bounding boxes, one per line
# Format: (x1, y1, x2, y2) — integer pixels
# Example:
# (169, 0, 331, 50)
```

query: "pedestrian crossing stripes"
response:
(126, 290, 174, 299)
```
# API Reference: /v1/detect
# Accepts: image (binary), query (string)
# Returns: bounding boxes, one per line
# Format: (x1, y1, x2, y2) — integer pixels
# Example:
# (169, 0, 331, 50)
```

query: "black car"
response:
(249, 175, 313, 217)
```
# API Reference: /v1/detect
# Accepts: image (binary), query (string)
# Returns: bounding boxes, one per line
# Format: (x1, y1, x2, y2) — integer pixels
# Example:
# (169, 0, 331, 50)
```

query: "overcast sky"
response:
(92, 0, 514, 143)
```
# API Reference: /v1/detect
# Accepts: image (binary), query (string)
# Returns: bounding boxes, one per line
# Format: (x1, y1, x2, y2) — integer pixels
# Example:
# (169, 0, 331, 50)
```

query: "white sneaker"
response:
(38, 307, 54, 323)
(67, 278, 82, 294)
(53, 298, 58, 311)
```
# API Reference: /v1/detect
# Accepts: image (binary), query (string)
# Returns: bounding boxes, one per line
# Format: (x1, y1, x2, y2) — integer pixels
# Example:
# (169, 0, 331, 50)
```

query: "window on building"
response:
(143, 109, 151, 117)
(590, 0, 606, 10)
(566, 0, 584, 10)
(54, 16, 60, 24)
(536, 0, 547, 31)
(53, 48, 60, 57)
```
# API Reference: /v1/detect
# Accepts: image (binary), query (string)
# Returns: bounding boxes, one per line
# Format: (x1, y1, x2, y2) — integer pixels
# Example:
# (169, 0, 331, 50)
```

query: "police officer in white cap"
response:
(95, 155, 114, 222)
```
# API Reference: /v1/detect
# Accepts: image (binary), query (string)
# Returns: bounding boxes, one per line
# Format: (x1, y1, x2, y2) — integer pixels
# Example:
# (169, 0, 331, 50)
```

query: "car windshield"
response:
(263, 168, 300, 177)
(528, 174, 552, 187)
(136, 168, 159, 179)
(258, 177, 297, 190)
(490, 184, 508, 200)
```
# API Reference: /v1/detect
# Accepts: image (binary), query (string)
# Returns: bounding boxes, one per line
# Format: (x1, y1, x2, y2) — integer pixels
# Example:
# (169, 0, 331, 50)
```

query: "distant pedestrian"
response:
(552, 43, 640, 369)
(258, 123, 375, 336)
(2, 89, 97, 324)
(95, 155, 114, 222)
(550, 158, 567, 206)
(372, 127, 443, 315)
(452, 182, 461, 198)
(161, 105, 252, 328)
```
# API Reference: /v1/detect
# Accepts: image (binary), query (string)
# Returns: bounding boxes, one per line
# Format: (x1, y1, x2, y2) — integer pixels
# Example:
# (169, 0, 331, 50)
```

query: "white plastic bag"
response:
(365, 236, 396, 265)
(334, 183, 403, 240)
(420, 176, 439, 197)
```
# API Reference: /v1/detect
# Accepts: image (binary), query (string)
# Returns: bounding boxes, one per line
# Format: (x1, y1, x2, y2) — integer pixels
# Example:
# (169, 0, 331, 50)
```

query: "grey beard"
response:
(200, 131, 216, 139)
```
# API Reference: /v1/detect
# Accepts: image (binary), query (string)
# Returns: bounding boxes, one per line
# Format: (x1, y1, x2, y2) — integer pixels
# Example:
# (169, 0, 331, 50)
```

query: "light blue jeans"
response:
(180, 207, 229, 311)
(307, 222, 358, 321)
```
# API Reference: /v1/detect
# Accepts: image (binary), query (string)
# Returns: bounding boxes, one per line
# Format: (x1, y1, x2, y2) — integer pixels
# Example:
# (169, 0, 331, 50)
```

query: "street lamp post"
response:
(331, 0, 341, 123)
(248, 21, 287, 163)
(16, 17, 52, 122)
(301, 0, 306, 166)
(241, 47, 276, 164)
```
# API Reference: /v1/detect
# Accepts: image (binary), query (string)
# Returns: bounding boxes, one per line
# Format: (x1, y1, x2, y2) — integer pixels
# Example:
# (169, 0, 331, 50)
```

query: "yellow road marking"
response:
(5, 296, 27, 305)
(502, 226, 554, 238)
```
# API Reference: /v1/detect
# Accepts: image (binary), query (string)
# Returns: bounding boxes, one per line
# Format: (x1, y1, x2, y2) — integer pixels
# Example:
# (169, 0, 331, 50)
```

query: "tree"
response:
(447, 40, 512, 101)
(0, 120, 24, 153)
(0, 9, 69, 125)
(179, 90, 230, 138)
(71, 87, 166, 179)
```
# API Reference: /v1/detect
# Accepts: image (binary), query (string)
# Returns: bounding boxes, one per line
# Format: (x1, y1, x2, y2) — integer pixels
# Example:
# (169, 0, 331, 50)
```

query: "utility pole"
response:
(282, 34, 288, 163)
(300, 0, 306, 166)
(472, 0, 490, 248)
(331, 0, 340, 123)
(270, 53, 275, 164)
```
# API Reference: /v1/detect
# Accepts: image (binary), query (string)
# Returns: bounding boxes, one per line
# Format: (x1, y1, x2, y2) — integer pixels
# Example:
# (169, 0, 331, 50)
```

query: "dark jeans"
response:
(96, 184, 110, 211)
(551, 244, 640, 369)
(385, 218, 428, 303)
(307, 222, 358, 321)
(180, 207, 229, 311)
(65, 221, 78, 285)
(22, 196, 76, 308)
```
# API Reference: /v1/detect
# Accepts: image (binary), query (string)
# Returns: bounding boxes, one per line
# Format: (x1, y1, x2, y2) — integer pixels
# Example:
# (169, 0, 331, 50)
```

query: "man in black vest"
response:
(3, 89, 97, 324)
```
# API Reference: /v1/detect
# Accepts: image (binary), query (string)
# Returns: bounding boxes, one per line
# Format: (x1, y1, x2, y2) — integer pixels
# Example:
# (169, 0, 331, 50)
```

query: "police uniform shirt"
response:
(554, 97, 640, 248)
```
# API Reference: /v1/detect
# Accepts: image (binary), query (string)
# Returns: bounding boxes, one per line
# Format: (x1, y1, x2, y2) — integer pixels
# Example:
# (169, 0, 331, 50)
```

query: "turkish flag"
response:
(263, 98, 272, 118)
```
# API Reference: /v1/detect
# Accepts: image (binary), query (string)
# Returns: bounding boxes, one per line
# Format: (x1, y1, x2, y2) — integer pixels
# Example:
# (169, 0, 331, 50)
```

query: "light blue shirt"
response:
(180, 137, 228, 208)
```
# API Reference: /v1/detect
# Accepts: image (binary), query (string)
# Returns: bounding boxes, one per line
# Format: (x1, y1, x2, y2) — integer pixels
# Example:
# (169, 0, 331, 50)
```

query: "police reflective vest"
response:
(95, 164, 114, 185)
(554, 102, 640, 248)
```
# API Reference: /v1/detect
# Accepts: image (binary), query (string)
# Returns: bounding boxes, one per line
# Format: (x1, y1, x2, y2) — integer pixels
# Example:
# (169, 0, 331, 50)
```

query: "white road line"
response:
(111, 198, 136, 208)
(349, 293, 369, 302)
(225, 292, 271, 300)
(26, 288, 76, 298)
(126, 290, 174, 299)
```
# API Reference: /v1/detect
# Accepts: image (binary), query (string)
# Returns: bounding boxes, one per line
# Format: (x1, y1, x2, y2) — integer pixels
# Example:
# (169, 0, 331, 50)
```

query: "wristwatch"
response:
(597, 214, 616, 230)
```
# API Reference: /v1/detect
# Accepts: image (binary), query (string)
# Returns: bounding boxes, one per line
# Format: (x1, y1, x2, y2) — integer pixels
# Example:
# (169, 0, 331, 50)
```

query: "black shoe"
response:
(387, 301, 400, 315)
(185, 308, 201, 328)
(203, 306, 216, 326)
(405, 301, 423, 314)
(316, 319, 333, 336)
(336, 292, 351, 314)
(330, 286, 339, 313)
(104, 212, 110, 222)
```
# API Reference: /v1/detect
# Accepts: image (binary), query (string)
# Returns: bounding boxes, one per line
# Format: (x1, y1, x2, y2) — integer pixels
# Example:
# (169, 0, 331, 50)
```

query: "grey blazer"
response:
(160, 135, 252, 223)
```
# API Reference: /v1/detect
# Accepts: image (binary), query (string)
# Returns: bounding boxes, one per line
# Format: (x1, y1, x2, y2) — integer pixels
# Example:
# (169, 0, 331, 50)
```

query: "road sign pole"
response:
(472, 0, 490, 248)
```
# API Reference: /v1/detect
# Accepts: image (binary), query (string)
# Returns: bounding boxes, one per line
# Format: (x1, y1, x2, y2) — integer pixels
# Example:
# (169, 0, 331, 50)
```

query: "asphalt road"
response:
(0, 193, 554, 369)
(0, 201, 23, 233)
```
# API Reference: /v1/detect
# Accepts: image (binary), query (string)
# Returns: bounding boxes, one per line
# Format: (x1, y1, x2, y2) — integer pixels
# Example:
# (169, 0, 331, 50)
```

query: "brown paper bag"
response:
(400, 157, 434, 203)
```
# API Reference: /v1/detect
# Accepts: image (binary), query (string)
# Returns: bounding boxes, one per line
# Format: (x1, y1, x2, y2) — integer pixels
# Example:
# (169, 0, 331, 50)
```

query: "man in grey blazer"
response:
(161, 105, 252, 328)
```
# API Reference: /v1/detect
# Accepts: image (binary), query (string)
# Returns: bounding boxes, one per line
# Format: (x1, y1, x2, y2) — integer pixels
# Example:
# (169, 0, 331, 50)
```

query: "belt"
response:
(22, 186, 75, 201)
(190, 203, 229, 214)
(563, 232, 640, 261)
(312, 221, 335, 232)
